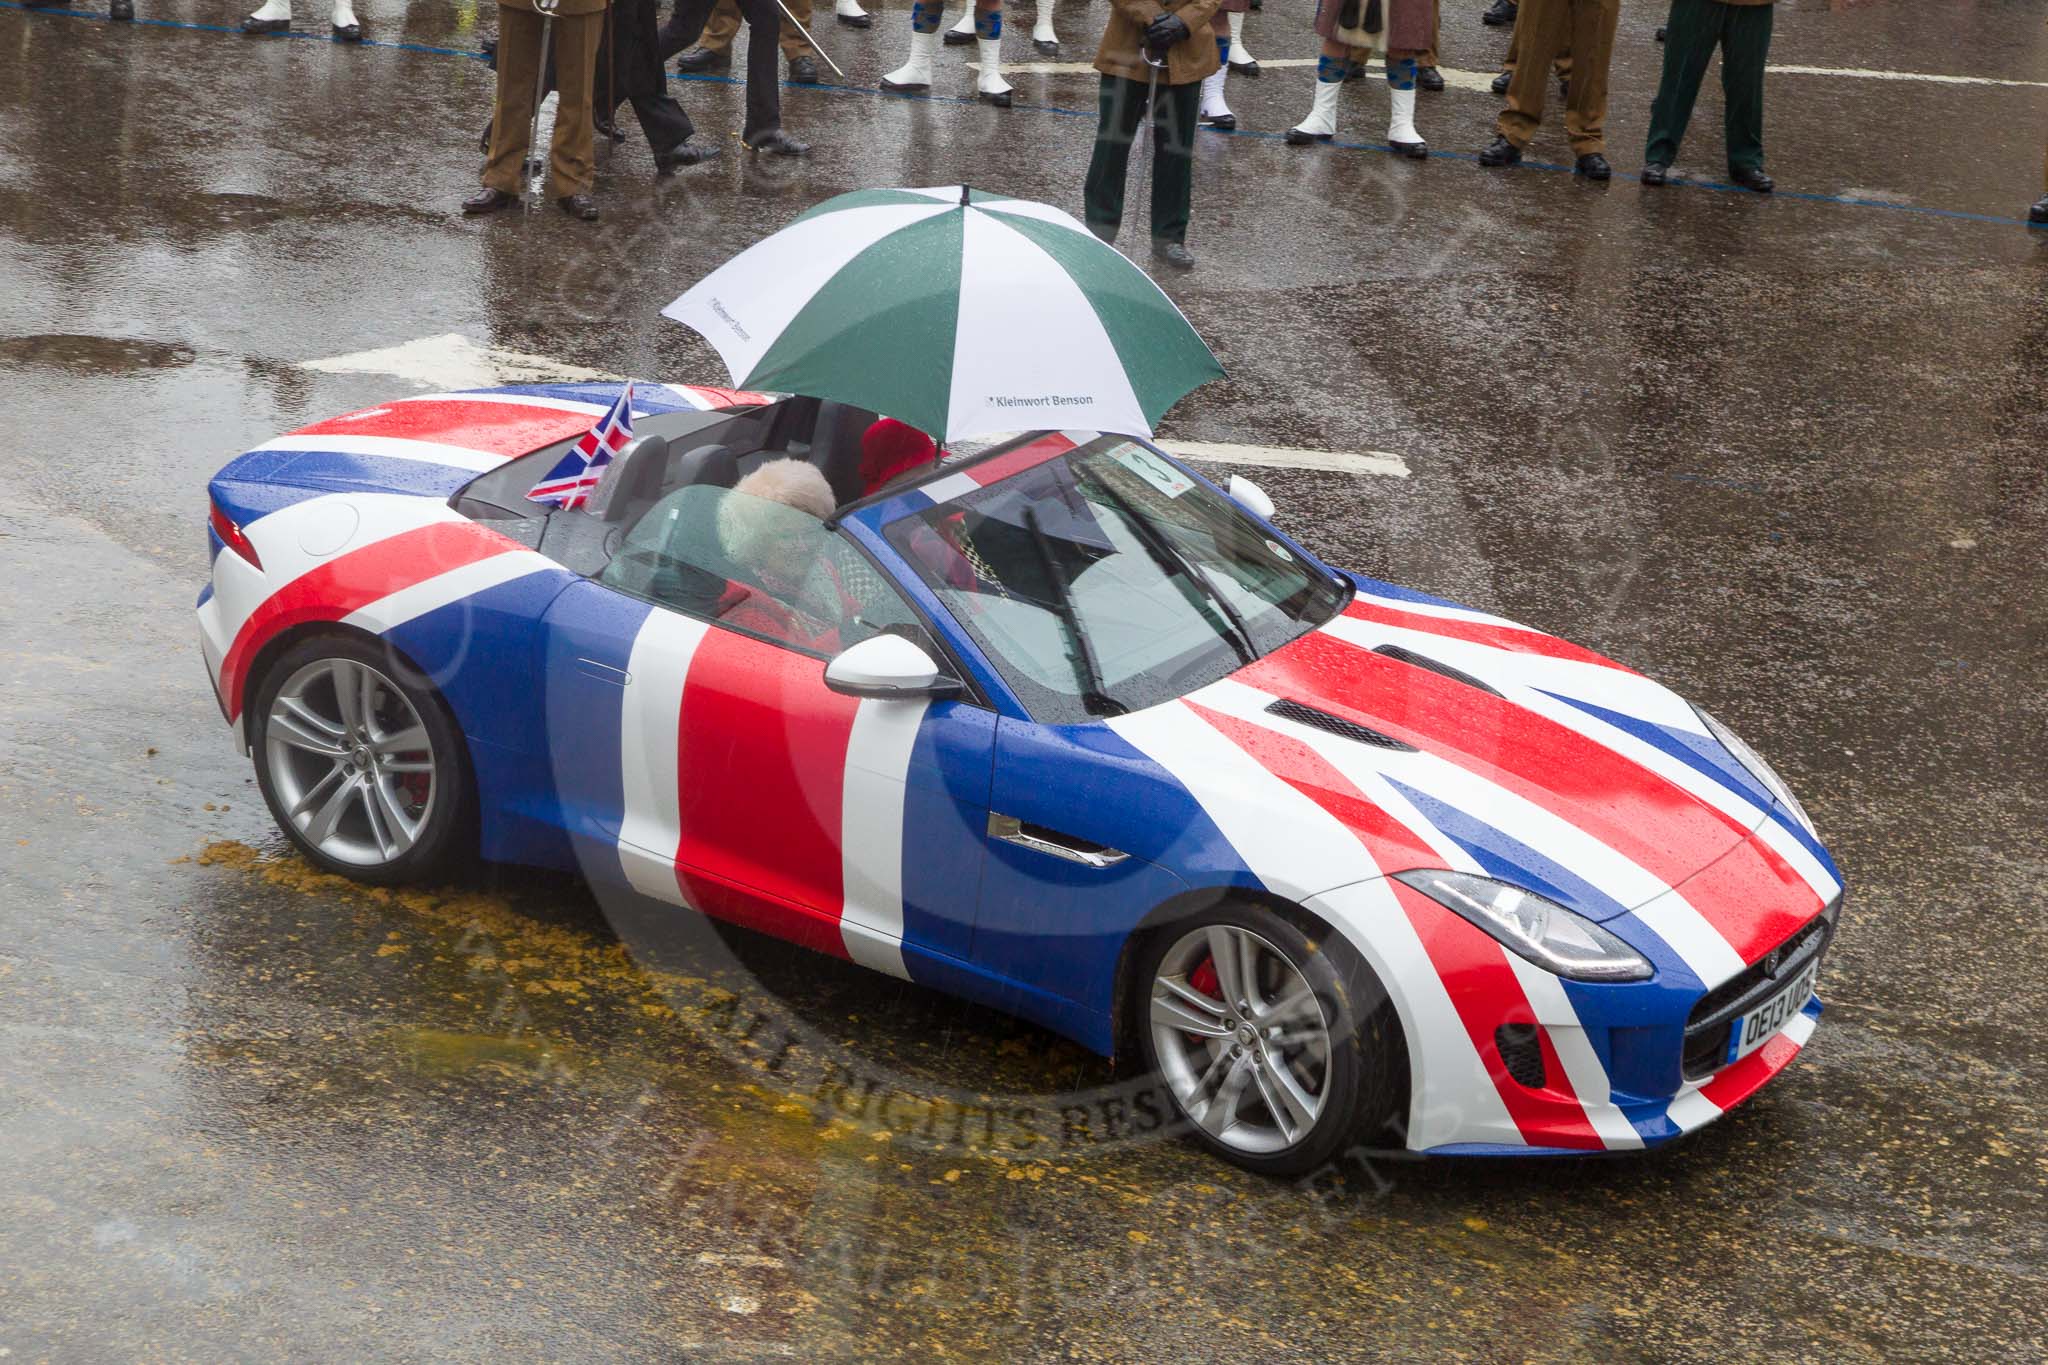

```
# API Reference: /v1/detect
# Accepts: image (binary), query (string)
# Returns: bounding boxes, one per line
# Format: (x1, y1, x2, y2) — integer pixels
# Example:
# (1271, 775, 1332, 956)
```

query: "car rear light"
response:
(210, 499, 262, 570)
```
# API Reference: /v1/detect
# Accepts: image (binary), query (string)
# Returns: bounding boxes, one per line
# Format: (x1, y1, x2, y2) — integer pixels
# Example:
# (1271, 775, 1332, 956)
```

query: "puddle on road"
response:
(186, 840, 1136, 1161)
(0, 333, 196, 373)
(383, 1026, 587, 1080)
(188, 188, 448, 231)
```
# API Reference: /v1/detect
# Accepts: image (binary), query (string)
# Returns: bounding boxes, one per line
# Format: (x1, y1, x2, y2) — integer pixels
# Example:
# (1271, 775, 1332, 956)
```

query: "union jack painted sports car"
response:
(197, 383, 1842, 1173)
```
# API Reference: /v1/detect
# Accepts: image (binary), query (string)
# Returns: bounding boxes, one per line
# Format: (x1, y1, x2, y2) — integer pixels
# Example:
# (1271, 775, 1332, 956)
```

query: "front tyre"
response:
(1139, 903, 1401, 1176)
(250, 634, 472, 885)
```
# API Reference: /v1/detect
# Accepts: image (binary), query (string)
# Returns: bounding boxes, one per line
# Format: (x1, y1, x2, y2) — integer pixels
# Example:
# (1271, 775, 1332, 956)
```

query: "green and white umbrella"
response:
(661, 185, 1223, 444)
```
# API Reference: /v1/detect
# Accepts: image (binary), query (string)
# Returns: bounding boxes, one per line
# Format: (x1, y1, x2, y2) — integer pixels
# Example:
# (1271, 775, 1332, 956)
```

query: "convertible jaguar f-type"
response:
(197, 383, 1842, 1173)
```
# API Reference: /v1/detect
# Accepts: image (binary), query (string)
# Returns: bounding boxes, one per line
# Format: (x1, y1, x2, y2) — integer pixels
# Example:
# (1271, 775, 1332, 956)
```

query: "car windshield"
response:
(883, 435, 1347, 723)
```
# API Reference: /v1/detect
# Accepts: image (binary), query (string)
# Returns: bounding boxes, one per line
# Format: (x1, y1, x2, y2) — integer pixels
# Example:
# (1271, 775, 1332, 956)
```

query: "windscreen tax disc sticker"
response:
(1109, 442, 1196, 498)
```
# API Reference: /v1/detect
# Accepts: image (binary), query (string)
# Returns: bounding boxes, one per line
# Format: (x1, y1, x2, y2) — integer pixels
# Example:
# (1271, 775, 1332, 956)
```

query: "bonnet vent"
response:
(1263, 699, 1417, 752)
(1371, 643, 1504, 698)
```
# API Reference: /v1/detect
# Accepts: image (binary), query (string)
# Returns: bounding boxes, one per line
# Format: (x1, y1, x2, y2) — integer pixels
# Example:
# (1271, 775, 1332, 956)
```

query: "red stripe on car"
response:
(1243, 630, 1750, 890)
(297, 399, 593, 458)
(219, 519, 526, 721)
(1343, 597, 1639, 673)
(671, 627, 862, 937)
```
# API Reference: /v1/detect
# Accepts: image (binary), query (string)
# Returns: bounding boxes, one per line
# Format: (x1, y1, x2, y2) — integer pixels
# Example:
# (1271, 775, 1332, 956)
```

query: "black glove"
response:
(1143, 12, 1189, 56)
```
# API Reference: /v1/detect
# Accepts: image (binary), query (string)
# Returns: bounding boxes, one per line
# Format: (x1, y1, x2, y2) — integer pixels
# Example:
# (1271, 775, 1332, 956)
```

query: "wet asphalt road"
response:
(4, 0, 2048, 1358)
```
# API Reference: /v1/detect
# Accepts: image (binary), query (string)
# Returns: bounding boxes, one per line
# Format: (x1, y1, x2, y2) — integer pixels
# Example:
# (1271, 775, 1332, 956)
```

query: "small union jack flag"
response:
(526, 381, 636, 511)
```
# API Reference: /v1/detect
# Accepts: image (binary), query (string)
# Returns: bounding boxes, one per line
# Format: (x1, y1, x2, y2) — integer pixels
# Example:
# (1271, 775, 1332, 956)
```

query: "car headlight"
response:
(1692, 706, 1815, 835)
(1391, 870, 1654, 982)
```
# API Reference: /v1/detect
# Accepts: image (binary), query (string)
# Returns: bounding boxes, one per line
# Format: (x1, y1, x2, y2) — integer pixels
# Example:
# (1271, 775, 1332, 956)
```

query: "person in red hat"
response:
(859, 419, 941, 496)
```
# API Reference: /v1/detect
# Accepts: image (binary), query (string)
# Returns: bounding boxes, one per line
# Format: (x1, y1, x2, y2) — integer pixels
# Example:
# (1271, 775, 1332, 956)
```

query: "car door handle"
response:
(987, 813, 1130, 869)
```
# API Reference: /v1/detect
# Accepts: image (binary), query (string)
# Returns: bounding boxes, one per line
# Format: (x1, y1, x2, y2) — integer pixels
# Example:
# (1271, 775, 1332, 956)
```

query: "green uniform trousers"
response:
(1083, 75, 1200, 247)
(1644, 0, 1774, 172)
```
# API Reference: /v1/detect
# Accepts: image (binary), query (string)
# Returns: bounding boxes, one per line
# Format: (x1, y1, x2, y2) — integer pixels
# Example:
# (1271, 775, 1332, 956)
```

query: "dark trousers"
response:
(660, 0, 783, 141)
(609, 0, 697, 155)
(1083, 75, 1200, 246)
(1644, 0, 1772, 172)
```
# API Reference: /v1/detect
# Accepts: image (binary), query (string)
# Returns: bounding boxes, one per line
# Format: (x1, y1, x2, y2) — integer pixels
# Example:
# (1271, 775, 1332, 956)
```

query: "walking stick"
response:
(1137, 48, 1163, 242)
(770, 0, 846, 79)
(526, 0, 559, 210)
(602, 1, 615, 153)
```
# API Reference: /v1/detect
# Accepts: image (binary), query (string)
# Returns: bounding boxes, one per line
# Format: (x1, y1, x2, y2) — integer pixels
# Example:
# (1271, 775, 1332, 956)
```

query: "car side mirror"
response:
(824, 634, 964, 700)
(1227, 474, 1275, 521)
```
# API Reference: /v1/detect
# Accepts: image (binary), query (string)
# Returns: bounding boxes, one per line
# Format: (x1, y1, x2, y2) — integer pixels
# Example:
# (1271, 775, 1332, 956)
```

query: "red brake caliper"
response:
(1187, 955, 1222, 1038)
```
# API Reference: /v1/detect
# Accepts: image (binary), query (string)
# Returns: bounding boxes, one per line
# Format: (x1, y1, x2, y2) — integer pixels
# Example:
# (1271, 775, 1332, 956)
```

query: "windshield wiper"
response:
(1022, 506, 1124, 717)
(1086, 476, 1257, 667)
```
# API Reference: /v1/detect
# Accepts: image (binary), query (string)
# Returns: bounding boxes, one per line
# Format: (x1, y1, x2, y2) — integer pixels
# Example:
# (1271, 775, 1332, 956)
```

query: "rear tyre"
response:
(250, 634, 472, 885)
(1138, 901, 1402, 1176)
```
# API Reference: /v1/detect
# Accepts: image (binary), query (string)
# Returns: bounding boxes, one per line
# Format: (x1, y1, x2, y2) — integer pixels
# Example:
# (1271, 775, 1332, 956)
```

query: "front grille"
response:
(1681, 898, 1838, 1080)
(1264, 699, 1417, 751)
(1495, 1023, 1546, 1089)
(1372, 643, 1505, 698)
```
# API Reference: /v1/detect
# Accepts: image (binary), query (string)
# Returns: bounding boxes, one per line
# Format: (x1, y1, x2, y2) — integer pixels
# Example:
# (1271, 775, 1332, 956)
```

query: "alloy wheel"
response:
(1149, 923, 1332, 1155)
(263, 656, 436, 867)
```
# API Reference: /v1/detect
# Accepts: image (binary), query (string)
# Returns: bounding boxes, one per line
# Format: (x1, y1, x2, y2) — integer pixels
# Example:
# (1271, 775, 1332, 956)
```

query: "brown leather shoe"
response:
(557, 193, 601, 221)
(462, 187, 517, 215)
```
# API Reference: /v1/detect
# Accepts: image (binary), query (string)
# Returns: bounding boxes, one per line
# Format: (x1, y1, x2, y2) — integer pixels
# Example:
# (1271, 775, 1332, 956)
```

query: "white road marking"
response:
(300, 333, 621, 390)
(977, 58, 2048, 92)
(1163, 441, 1411, 478)
(1764, 64, 2048, 89)
(972, 58, 1321, 76)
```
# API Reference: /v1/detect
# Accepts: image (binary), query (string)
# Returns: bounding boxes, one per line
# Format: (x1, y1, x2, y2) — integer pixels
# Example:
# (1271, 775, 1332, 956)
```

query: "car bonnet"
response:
(1169, 579, 1789, 927)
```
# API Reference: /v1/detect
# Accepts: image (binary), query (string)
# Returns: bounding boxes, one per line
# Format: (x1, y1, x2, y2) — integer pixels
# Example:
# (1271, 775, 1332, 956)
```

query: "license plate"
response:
(1725, 961, 1819, 1066)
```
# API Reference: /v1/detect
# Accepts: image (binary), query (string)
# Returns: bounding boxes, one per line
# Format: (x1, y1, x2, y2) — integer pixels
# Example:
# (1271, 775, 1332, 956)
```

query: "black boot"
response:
(1640, 163, 1669, 187)
(1490, 69, 1510, 95)
(1152, 240, 1196, 271)
(2031, 194, 2048, 225)
(1478, 134, 1522, 167)
(1416, 65, 1444, 92)
(110, 0, 135, 18)
(1728, 164, 1774, 193)
(462, 187, 518, 215)
(1481, 0, 1516, 26)
(1575, 152, 1611, 180)
(746, 129, 811, 156)
(676, 46, 730, 73)
(655, 144, 721, 175)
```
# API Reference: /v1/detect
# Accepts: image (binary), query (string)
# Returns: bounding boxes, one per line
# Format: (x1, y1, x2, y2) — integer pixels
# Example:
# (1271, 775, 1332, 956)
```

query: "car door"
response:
(968, 716, 1196, 1043)
(539, 485, 995, 975)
